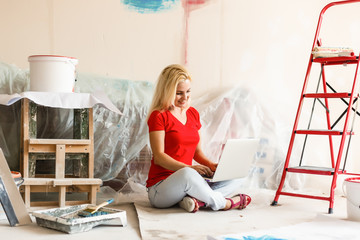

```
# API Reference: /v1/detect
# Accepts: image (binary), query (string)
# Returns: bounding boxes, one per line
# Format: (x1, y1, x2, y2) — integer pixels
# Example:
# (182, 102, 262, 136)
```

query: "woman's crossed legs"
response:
(148, 167, 250, 212)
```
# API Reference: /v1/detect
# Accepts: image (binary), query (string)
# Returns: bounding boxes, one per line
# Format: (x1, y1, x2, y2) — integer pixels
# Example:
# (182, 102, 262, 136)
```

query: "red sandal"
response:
(179, 196, 205, 213)
(225, 194, 251, 210)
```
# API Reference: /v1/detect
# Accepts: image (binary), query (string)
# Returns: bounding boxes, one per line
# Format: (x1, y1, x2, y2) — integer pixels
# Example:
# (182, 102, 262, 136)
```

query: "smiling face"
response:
(174, 79, 191, 110)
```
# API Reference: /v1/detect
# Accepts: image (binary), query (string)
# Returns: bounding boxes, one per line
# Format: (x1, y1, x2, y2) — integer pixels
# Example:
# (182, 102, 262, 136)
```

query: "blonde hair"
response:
(148, 64, 192, 116)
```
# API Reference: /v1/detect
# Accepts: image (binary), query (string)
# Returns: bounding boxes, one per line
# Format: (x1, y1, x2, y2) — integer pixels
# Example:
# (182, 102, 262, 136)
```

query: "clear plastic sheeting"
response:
(0, 62, 29, 171)
(75, 73, 153, 182)
(0, 62, 29, 94)
(193, 87, 303, 190)
(0, 61, 301, 198)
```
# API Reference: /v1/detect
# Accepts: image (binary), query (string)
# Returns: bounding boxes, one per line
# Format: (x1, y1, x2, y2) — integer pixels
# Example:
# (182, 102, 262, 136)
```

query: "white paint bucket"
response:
(28, 55, 78, 92)
(343, 177, 360, 221)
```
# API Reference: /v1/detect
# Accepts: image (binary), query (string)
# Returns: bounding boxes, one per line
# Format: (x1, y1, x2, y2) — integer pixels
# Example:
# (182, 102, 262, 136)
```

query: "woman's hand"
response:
(190, 164, 214, 177)
(208, 162, 218, 172)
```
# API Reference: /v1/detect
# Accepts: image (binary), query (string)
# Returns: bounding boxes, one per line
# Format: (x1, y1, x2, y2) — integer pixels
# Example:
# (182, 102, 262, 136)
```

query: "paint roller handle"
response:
(99, 198, 114, 208)
(89, 198, 114, 213)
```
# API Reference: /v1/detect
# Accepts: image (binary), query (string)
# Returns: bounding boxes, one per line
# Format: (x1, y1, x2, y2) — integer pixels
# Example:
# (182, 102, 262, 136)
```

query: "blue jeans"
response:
(148, 167, 241, 211)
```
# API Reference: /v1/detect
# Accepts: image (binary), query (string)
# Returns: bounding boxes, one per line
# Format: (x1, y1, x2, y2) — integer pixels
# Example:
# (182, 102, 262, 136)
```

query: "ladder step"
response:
(29, 139, 91, 145)
(23, 178, 102, 186)
(287, 166, 334, 175)
(304, 93, 351, 98)
(295, 129, 353, 135)
(278, 191, 331, 201)
(313, 56, 358, 65)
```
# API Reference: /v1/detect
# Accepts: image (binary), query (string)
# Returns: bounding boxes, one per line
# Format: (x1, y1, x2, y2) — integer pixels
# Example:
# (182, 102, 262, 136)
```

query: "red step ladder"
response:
(271, 0, 360, 214)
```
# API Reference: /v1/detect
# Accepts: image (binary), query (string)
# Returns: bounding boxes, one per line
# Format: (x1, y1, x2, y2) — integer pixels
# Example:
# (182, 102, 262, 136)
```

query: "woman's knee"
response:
(177, 167, 200, 179)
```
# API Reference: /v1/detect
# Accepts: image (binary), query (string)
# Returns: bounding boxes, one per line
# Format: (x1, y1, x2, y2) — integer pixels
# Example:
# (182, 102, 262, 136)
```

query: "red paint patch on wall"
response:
(182, 0, 212, 64)
(187, 0, 206, 4)
(182, 0, 210, 10)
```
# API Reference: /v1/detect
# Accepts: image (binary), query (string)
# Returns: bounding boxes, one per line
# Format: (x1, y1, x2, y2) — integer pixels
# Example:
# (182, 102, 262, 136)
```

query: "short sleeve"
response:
(147, 110, 165, 132)
(188, 107, 202, 130)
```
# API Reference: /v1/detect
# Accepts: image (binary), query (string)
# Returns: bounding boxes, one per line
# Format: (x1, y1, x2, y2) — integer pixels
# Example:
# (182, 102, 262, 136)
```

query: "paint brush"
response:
(78, 198, 114, 217)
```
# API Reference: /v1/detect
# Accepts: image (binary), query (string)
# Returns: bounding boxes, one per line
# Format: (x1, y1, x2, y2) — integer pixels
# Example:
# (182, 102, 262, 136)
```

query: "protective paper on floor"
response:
(135, 200, 250, 240)
(133, 188, 355, 240)
(212, 215, 360, 240)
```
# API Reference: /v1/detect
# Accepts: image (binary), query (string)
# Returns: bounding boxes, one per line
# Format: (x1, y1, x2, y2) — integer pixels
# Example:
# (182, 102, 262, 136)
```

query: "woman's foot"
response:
(224, 194, 251, 210)
(179, 196, 205, 213)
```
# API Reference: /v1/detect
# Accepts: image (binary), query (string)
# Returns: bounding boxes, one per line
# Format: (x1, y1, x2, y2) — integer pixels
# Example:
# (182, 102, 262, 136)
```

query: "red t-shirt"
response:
(146, 107, 202, 187)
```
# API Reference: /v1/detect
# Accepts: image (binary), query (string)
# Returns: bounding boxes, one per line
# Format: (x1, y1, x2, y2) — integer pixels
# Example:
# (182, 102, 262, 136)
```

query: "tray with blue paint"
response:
(31, 204, 127, 234)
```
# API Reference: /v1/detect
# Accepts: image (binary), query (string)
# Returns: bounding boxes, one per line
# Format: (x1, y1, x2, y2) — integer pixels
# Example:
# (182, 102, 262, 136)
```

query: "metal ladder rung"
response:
(304, 92, 350, 98)
(294, 129, 352, 135)
(287, 166, 334, 175)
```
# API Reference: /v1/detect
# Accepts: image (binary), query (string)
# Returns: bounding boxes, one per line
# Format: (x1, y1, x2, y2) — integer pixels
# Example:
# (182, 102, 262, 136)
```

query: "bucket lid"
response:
(28, 55, 78, 64)
(345, 177, 360, 183)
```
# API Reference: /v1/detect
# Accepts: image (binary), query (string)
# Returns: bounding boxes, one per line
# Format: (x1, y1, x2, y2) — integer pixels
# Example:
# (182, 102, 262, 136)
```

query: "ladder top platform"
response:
(312, 56, 358, 65)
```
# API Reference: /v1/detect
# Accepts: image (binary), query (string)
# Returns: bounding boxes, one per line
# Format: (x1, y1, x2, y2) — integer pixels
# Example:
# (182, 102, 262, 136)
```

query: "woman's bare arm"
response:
(193, 131, 217, 173)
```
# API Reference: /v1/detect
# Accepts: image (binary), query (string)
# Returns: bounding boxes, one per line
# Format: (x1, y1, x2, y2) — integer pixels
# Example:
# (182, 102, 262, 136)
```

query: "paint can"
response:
(343, 177, 360, 221)
(28, 55, 78, 93)
(11, 171, 23, 189)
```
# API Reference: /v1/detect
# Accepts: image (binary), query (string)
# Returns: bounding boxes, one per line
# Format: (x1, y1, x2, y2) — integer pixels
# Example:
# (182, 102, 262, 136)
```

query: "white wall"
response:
(188, 0, 360, 119)
(2, 0, 357, 103)
(0, 0, 185, 81)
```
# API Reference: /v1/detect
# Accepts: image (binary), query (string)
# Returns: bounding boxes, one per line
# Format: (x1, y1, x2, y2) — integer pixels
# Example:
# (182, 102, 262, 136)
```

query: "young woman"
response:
(146, 64, 251, 212)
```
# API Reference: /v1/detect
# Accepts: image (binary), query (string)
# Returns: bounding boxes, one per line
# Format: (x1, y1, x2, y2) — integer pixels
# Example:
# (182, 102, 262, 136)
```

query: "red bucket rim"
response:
(345, 177, 360, 183)
(28, 55, 77, 59)
(11, 171, 21, 179)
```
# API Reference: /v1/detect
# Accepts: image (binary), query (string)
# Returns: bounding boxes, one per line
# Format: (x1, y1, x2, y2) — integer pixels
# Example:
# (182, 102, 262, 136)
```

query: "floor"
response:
(1, 188, 359, 240)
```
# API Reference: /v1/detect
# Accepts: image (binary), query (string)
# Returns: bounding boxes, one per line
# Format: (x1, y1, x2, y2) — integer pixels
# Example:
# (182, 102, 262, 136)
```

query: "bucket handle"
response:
(342, 180, 360, 209)
(65, 59, 78, 88)
(65, 59, 77, 70)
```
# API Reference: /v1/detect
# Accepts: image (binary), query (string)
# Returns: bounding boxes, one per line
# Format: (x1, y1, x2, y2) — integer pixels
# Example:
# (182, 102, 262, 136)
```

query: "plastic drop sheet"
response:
(192, 87, 303, 190)
(0, 61, 302, 194)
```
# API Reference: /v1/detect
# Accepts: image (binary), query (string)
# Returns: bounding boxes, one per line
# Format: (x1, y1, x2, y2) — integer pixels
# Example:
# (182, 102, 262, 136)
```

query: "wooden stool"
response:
(20, 98, 102, 207)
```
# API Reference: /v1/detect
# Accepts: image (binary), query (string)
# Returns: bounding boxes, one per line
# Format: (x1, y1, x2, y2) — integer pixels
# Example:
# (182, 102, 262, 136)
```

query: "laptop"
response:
(204, 138, 259, 182)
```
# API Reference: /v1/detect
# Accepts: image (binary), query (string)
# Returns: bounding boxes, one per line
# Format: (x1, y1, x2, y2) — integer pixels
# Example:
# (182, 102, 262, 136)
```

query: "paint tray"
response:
(31, 204, 127, 234)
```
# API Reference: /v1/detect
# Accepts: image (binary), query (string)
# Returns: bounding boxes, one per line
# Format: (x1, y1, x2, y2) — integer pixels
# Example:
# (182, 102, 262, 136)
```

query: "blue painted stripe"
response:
(121, 0, 179, 13)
